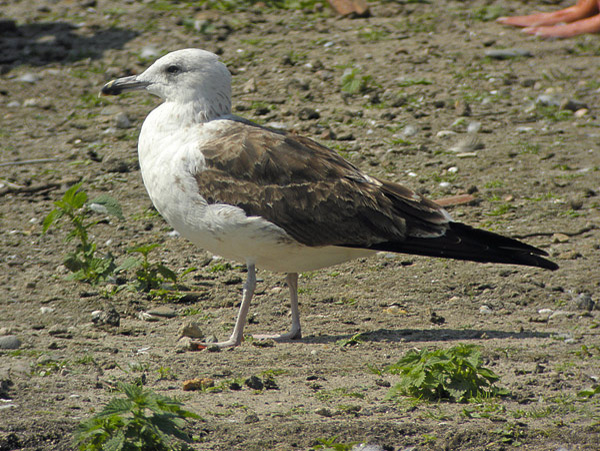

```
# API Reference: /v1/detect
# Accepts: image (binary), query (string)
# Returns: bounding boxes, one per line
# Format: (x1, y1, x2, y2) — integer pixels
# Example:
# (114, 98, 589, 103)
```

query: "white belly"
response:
(137, 117, 374, 273)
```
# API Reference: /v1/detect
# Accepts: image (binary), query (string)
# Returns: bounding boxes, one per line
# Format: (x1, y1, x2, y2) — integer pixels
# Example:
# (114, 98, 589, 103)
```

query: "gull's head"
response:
(102, 49, 231, 118)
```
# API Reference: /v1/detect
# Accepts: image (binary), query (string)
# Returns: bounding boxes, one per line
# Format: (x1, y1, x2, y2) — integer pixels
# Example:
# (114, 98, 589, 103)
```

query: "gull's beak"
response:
(101, 75, 150, 96)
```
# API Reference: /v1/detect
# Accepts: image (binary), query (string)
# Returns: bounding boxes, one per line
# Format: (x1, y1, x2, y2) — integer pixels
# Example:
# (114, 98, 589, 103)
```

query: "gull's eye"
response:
(166, 65, 181, 74)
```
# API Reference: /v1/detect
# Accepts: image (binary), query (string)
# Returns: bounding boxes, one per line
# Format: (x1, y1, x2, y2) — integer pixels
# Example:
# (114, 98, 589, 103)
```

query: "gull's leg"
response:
(252, 272, 302, 341)
(194, 263, 256, 349)
(497, 0, 598, 28)
(524, 11, 600, 37)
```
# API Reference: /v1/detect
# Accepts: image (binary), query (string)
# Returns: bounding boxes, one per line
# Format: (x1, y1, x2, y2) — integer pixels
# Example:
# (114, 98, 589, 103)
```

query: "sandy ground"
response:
(1, 1, 599, 449)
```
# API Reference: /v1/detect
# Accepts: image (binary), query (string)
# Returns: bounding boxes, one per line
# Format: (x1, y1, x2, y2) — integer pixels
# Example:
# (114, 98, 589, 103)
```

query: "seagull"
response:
(101, 49, 558, 348)
(497, 0, 600, 38)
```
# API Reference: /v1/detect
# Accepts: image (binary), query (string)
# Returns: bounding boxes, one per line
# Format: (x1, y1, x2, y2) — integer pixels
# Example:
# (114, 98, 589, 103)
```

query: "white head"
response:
(102, 48, 232, 121)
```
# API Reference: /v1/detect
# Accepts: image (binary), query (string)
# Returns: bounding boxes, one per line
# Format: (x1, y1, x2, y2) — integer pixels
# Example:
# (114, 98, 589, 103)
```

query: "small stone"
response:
(48, 325, 71, 338)
(252, 339, 275, 348)
(178, 321, 203, 339)
(315, 407, 333, 417)
(140, 46, 159, 60)
(18, 73, 39, 83)
(40, 307, 55, 314)
(176, 337, 194, 352)
(242, 77, 257, 93)
(229, 381, 242, 390)
(402, 124, 418, 137)
(467, 121, 481, 133)
(91, 304, 120, 327)
(484, 48, 532, 59)
(574, 293, 595, 312)
(244, 375, 264, 390)
(560, 98, 587, 112)
(114, 112, 132, 129)
(536, 94, 561, 107)
(138, 312, 159, 321)
(244, 413, 259, 424)
(352, 445, 384, 451)
(574, 108, 588, 118)
(552, 233, 569, 243)
(0, 336, 21, 350)
(436, 130, 457, 139)
(549, 310, 575, 320)
(182, 378, 205, 391)
(147, 306, 176, 318)
(298, 107, 320, 120)
(479, 305, 493, 314)
(263, 376, 279, 390)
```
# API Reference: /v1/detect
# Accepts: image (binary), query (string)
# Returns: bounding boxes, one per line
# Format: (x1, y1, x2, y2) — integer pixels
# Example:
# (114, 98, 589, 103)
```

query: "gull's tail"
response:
(369, 222, 558, 270)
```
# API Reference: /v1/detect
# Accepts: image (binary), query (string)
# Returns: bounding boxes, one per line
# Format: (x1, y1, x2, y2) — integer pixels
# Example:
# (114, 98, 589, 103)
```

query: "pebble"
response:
(147, 306, 177, 318)
(242, 77, 257, 93)
(176, 337, 195, 352)
(352, 445, 384, 451)
(549, 310, 575, 320)
(436, 130, 457, 139)
(298, 107, 320, 120)
(178, 321, 203, 339)
(467, 121, 481, 133)
(574, 108, 588, 118)
(17, 73, 40, 83)
(0, 336, 21, 350)
(140, 46, 160, 60)
(552, 233, 569, 243)
(536, 94, 561, 107)
(40, 307, 55, 314)
(484, 48, 532, 59)
(560, 98, 587, 112)
(114, 112, 132, 129)
(574, 293, 595, 311)
(48, 325, 71, 338)
(138, 312, 160, 322)
(244, 413, 260, 424)
(244, 375, 264, 390)
(402, 125, 418, 137)
(315, 407, 333, 417)
(479, 305, 493, 314)
(91, 304, 120, 327)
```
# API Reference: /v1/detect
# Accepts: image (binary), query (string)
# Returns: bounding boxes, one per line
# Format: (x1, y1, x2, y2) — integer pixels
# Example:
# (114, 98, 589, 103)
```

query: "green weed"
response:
(336, 332, 365, 348)
(43, 182, 123, 284)
(117, 243, 177, 292)
(384, 344, 505, 402)
(74, 382, 200, 451)
(340, 68, 373, 95)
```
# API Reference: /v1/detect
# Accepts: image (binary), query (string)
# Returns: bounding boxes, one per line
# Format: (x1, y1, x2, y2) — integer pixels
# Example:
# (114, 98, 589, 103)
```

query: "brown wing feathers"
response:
(195, 121, 557, 270)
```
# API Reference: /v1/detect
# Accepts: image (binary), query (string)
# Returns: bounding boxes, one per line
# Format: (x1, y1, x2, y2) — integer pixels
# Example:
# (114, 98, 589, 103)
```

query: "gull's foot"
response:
(252, 329, 302, 342)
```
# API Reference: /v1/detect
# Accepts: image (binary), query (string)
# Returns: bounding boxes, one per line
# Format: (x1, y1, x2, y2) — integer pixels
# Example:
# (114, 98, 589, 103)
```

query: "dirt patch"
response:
(1, 1, 599, 450)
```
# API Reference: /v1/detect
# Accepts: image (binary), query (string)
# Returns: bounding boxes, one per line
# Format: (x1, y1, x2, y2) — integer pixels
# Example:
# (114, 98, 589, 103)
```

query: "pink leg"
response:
(497, 0, 598, 28)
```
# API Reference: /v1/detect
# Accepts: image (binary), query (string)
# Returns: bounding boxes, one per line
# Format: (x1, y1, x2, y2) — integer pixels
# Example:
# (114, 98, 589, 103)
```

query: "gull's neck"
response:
(159, 91, 232, 126)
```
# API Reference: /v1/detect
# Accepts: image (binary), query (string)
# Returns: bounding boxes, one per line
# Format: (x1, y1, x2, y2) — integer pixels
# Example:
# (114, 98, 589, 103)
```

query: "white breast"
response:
(137, 108, 374, 272)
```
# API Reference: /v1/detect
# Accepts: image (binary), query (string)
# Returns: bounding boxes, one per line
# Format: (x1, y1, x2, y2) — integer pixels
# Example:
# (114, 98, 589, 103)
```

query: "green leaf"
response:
(116, 256, 142, 273)
(128, 243, 161, 256)
(156, 264, 177, 282)
(89, 194, 124, 220)
(42, 208, 62, 233)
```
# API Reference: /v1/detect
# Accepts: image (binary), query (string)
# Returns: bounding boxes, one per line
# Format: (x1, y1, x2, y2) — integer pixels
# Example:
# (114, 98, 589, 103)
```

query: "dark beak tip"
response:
(100, 80, 121, 96)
